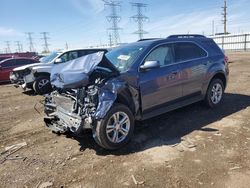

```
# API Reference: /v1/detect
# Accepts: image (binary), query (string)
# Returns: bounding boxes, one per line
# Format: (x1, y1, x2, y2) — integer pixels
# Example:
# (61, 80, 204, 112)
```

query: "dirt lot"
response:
(0, 52, 250, 188)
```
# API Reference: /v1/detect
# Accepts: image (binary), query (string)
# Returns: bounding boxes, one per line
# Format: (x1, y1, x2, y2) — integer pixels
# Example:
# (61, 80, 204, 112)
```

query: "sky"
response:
(1, 0, 250, 53)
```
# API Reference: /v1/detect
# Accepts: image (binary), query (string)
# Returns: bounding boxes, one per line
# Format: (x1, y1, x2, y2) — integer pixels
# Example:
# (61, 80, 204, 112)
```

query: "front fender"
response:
(94, 79, 139, 120)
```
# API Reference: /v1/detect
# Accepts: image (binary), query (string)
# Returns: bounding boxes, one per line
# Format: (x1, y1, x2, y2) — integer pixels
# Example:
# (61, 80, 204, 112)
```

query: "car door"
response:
(139, 44, 182, 115)
(174, 42, 208, 97)
(0, 59, 16, 81)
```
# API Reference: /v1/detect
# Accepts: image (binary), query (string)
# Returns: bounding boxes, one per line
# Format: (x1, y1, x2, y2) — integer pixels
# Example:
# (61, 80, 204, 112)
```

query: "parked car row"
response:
(10, 35, 229, 150)
(0, 57, 39, 83)
(10, 48, 108, 94)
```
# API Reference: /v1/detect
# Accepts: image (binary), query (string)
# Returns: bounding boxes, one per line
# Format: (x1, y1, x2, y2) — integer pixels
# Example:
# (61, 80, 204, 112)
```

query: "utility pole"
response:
(222, 0, 227, 35)
(5, 41, 11, 53)
(15, 41, 22, 52)
(41, 32, 50, 53)
(26, 32, 35, 52)
(212, 20, 215, 36)
(103, 0, 122, 46)
(108, 33, 112, 47)
(65, 42, 69, 50)
(130, 2, 149, 40)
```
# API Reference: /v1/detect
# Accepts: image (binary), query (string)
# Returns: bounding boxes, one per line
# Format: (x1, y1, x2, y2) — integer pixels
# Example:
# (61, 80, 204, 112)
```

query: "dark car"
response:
(44, 35, 229, 150)
(0, 57, 39, 83)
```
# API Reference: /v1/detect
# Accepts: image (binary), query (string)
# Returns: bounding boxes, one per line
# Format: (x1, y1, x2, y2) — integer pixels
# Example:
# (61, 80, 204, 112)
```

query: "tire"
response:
(205, 78, 225, 108)
(93, 103, 134, 150)
(33, 76, 52, 95)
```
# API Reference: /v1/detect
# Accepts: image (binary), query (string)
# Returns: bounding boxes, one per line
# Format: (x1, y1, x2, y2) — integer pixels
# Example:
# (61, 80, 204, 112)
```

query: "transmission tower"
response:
(103, 0, 122, 46)
(65, 42, 69, 50)
(130, 2, 149, 40)
(15, 41, 22, 52)
(5, 41, 11, 53)
(222, 0, 227, 35)
(26, 32, 35, 52)
(41, 32, 50, 53)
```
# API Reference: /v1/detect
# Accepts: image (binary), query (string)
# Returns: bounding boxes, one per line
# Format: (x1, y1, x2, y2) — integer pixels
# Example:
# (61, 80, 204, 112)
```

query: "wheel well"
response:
(115, 94, 135, 114)
(211, 73, 226, 88)
(34, 72, 50, 78)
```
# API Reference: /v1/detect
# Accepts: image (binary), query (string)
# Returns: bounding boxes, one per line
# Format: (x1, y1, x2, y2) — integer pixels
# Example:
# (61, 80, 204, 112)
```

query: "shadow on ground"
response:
(22, 89, 37, 96)
(66, 93, 250, 155)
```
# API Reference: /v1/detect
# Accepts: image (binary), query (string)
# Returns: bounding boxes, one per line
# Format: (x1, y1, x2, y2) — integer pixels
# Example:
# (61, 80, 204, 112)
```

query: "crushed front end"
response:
(44, 85, 99, 133)
(43, 51, 122, 134)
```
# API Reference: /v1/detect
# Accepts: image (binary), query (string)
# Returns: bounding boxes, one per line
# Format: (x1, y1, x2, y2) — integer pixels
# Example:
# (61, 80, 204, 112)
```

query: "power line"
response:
(222, 0, 228, 34)
(41, 32, 50, 53)
(5, 41, 11, 53)
(15, 41, 22, 53)
(26, 32, 35, 52)
(130, 2, 149, 40)
(103, 0, 122, 46)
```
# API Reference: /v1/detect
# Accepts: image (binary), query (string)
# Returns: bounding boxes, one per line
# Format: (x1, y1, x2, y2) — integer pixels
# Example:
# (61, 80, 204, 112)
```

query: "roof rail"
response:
(167, 34, 206, 39)
(137, 38, 162, 42)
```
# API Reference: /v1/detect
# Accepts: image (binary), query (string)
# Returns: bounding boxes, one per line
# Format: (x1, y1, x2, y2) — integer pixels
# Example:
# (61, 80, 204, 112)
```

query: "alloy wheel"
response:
(106, 111, 130, 143)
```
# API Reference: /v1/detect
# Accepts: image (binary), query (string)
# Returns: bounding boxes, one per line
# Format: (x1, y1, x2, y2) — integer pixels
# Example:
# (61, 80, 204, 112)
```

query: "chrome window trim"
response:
(138, 41, 209, 72)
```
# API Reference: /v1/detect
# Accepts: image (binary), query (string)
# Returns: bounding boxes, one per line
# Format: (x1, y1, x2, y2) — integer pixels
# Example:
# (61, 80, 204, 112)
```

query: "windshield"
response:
(105, 43, 146, 72)
(40, 52, 60, 63)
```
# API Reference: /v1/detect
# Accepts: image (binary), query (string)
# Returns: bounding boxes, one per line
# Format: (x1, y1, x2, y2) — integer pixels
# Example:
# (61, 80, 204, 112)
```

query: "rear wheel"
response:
(33, 76, 52, 95)
(205, 78, 224, 108)
(93, 103, 134, 150)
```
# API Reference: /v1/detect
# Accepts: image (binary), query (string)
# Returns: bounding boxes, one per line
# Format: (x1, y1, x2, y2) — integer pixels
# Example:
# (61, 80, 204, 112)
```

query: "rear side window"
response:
(1, 59, 16, 68)
(16, 59, 35, 66)
(59, 51, 78, 63)
(174, 42, 207, 62)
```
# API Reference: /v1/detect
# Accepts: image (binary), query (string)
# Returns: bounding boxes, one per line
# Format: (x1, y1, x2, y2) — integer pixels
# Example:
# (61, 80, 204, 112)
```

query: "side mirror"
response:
(140, 61, 160, 71)
(54, 58, 63, 64)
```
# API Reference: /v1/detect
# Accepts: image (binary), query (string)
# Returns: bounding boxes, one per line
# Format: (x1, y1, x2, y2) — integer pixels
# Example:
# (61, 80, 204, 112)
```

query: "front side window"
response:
(145, 45, 175, 66)
(59, 51, 78, 63)
(174, 42, 207, 62)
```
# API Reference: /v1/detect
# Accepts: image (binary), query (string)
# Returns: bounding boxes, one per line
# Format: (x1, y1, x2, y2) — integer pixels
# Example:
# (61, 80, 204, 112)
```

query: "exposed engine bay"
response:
(43, 51, 133, 134)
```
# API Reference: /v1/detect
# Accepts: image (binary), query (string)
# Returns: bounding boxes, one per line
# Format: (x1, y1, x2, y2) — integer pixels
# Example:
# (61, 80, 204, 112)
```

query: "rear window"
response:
(174, 42, 207, 62)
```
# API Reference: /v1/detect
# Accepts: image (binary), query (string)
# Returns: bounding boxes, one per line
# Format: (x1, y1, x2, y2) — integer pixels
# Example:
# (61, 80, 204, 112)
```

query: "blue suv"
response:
(44, 35, 229, 150)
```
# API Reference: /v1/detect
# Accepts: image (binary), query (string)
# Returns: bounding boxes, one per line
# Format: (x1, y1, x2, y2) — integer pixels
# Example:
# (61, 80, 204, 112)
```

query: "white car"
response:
(11, 48, 108, 94)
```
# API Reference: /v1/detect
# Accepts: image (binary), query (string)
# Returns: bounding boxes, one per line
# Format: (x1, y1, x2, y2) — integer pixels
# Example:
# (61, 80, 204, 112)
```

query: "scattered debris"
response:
(229, 166, 241, 170)
(38, 181, 53, 188)
(0, 142, 27, 164)
(214, 132, 222, 136)
(4, 142, 27, 152)
(131, 175, 144, 185)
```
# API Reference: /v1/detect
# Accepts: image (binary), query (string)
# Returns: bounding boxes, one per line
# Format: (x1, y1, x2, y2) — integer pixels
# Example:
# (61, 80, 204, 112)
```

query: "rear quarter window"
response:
(174, 42, 207, 62)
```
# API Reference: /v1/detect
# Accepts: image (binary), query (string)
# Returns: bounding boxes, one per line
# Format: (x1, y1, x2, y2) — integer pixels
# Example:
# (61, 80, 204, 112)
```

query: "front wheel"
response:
(33, 76, 52, 95)
(93, 103, 134, 150)
(205, 78, 225, 108)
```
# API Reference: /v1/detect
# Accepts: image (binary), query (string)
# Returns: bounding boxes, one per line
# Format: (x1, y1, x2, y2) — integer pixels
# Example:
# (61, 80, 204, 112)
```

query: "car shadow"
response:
(22, 89, 37, 96)
(67, 93, 250, 155)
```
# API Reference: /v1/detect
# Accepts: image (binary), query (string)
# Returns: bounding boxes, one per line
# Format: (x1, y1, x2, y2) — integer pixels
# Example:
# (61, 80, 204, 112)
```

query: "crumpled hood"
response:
(50, 51, 119, 89)
(13, 62, 46, 72)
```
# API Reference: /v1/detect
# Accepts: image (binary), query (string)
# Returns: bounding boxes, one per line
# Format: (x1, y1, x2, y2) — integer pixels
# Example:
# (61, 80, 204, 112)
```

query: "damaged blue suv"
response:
(44, 35, 229, 150)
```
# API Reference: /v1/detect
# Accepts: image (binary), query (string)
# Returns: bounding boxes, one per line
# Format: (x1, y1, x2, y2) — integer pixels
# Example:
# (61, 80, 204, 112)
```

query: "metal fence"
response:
(210, 33, 250, 51)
